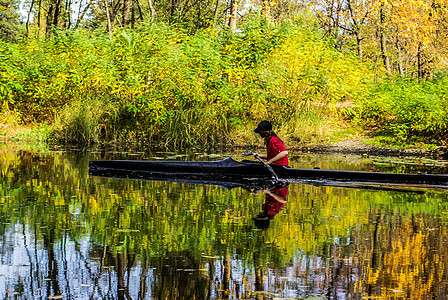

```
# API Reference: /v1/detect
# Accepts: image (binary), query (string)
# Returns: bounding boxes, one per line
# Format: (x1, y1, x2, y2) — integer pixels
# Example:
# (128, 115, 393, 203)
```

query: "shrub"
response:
(352, 77, 448, 144)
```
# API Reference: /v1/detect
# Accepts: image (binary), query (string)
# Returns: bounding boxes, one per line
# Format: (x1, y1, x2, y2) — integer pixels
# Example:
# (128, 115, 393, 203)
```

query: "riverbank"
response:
(2, 120, 448, 160)
(295, 137, 448, 160)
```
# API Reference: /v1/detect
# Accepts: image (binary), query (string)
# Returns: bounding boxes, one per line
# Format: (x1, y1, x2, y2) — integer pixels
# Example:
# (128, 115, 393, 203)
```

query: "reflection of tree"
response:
(254, 246, 265, 300)
(2, 150, 448, 298)
(355, 210, 448, 298)
(88, 244, 108, 299)
(222, 249, 230, 299)
(139, 251, 149, 300)
(43, 227, 62, 299)
(148, 251, 211, 299)
(116, 252, 134, 300)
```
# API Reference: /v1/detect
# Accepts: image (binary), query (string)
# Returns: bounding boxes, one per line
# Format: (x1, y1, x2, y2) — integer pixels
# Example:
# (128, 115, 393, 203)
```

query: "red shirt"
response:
(265, 186, 289, 217)
(267, 136, 288, 166)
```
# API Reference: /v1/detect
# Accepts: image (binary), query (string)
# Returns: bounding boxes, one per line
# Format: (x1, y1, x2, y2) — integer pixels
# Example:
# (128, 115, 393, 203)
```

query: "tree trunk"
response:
(380, 32, 390, 73)
(395, 39, 404, 76)
(228, 0, 237, 32)
(404, 57, 408, 76)
(53, 0, 63, 27)
(65, 0, 72, 28)
(417, 43, 423, 79)
(104, 0, 113, 38)
(356, 35, 363, 58)
(123, 0, 131, 26)
(131, 0, 135, 28)
(76, 0, 83, 28)
(212, 0, 219, 25)
(46, 0, 56, 37)
(111, 0, 122, 27)
(329, 0, 336, 39)
(346, 0, 367, 59)
(37, 0, 42, 37)
(135, 0, 144, 22)
(74, 0, 95, 28)
(379, 2, 390, 74)
(26, 0, 35, 36)
(169, 0, 174, 23)
(148, 0, 156, 21)
(398, 55, 404, 76)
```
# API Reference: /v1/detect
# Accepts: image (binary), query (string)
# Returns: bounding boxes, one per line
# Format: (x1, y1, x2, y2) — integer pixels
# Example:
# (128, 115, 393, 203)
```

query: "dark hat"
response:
(253, 216, 271, 230)
(254, 120, 272, 133)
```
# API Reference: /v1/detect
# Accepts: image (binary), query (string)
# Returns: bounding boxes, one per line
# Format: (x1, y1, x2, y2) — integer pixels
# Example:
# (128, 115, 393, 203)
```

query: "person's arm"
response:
(253, 153, 267, 159)
(263, 189, 287, 203)
(265, 150, 288, 165)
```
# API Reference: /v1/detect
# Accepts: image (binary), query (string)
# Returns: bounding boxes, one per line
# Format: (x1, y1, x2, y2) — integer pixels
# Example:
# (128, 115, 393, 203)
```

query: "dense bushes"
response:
(8, 14, 447, 149)
(351, 77, 448, 145)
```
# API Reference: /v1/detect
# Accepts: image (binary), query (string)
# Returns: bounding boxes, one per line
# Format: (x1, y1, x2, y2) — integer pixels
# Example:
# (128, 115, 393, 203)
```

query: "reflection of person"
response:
(253, 120, 289, 167)
(253, 184, 289, 230)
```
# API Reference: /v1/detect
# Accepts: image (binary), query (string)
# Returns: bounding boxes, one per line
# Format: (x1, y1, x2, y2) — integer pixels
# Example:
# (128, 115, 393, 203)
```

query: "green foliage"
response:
(14, 124, 53, 141)
(1, 30, 119, 122)
(0, 0, 22, 42)
(0, 42, 23, 111)
(0, 16, 376, 149)
(222, 16, 291, 69)
(351, 77, 448, 145)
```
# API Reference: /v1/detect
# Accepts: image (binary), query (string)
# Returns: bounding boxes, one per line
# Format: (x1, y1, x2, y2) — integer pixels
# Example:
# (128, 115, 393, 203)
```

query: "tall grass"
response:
(163, 107, 229, 149)
(53, 98, 119, 146)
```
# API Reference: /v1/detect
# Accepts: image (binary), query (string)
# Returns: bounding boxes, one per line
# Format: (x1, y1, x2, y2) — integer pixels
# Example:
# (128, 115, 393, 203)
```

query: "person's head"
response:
(253, 213, 272, 230)
(254, 120, 273, 138)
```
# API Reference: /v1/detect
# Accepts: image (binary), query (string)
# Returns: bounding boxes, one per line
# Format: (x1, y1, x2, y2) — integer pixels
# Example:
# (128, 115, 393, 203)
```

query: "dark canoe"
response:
(89, 157, 278, 191)
(89, 157, 448, 187)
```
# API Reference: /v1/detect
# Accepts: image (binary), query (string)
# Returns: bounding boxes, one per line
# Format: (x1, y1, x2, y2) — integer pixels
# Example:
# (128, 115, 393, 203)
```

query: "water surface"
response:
(1, 144, 448, 299)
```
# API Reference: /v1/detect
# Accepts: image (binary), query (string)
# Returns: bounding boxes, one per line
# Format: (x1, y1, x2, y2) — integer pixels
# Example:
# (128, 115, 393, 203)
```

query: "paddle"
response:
(243, 151, 279, 181)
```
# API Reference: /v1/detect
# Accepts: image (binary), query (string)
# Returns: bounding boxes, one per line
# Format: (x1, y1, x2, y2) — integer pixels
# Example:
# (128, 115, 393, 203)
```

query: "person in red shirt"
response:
(252, 120, 289, 167)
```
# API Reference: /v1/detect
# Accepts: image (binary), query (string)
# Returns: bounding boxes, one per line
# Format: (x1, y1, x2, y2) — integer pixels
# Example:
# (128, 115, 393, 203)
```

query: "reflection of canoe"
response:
(89, 157, 448, 186)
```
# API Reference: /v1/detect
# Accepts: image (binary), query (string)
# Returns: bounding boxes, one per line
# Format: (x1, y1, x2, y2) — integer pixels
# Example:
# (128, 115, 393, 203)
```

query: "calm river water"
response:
(1, 143, 448, 299)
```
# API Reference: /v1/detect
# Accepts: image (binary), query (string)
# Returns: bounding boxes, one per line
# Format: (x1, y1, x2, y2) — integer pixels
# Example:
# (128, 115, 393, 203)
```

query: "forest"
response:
(1, 0, 448, 149)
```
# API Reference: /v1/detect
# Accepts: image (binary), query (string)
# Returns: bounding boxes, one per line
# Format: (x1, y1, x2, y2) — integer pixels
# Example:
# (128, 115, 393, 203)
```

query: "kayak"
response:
(89, 157, 448, 186)
(89, 157, 278, 191)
